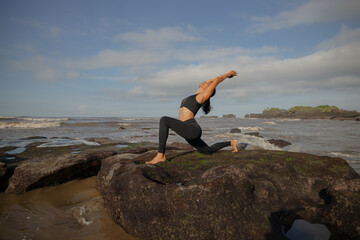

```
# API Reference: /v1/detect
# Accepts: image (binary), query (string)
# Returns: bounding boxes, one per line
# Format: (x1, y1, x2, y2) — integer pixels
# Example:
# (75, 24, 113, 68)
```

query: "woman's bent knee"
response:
(160, 116, 171, 123)
(160, 116, 170, 126)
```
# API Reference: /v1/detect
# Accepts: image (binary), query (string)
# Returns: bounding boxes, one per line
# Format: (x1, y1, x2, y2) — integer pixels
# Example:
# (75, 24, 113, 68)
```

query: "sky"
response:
(0, 0, 360, 117)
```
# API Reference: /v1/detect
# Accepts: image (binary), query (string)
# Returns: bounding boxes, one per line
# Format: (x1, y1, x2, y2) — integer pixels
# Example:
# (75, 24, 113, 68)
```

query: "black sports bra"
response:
(180, 94, 201, 115)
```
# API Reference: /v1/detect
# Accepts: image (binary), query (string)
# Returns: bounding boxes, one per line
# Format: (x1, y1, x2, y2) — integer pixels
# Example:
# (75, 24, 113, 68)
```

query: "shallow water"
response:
(0, 177, 138, 240)
(286, 219, 331, 240)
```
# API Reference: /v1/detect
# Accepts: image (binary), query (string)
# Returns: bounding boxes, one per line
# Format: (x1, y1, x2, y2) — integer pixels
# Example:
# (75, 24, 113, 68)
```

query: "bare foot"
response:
(146, 153, 166, 164)
(231, 139, 238, 152)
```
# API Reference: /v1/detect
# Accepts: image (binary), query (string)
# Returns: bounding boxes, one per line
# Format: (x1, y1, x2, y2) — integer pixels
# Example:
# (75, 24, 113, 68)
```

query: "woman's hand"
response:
(226, 70, 237, 78)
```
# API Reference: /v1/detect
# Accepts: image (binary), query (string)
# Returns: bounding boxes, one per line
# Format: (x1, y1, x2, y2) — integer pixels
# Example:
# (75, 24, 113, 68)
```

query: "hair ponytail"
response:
(201, 89, 216, 115)
(202, 99, 212, 115)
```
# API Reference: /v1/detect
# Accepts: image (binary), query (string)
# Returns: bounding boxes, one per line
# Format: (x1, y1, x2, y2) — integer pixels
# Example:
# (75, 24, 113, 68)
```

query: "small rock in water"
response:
(268, 139, 292, 148)
(244, 132, 262, 137)
(20, 136, 48, 140)
(230, 128, 241, 133)
(237, 143, 248, 150)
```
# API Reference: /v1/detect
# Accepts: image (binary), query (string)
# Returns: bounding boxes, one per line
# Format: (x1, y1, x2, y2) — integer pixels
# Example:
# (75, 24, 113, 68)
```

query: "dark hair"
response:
(201, 89, 216, 115)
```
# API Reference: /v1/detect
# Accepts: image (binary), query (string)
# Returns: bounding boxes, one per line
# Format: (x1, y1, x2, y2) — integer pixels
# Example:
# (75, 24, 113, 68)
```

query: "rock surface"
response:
(0, 140, 195, 193)
(245, 107, 360, 120)
(230, 128, 241, 133)
(96, 150, 360, 240)
(223, 114, 236, 118)
(268, 139, 292, 148)
(6, 149, 116, 194)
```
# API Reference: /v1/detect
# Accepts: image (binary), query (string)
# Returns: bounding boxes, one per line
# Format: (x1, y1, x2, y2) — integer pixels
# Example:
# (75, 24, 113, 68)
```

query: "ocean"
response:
(0, 116, 359, 239)
(1, 116, 359, 170)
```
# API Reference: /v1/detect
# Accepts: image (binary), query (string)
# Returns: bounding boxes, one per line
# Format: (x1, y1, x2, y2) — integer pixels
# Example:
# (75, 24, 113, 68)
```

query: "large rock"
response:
(6, 150, 116, 193)
(0, 140, 196, 193)
(96, 150, 360, 240)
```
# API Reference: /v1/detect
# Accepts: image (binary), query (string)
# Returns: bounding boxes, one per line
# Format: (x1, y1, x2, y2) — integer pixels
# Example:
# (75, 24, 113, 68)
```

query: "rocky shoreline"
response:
(245, 106, 360, 120)
(1, 137, 360, 239)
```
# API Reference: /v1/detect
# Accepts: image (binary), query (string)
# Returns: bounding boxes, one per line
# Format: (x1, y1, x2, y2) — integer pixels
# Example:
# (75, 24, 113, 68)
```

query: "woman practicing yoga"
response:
(146, 70, 239, 164)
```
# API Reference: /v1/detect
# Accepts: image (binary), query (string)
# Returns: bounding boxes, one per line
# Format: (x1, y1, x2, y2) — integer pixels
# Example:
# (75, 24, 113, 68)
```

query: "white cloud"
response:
(318, 25, 360, 49)
(69, 49, 170, 69)
(11, 25, 360, 105)
(114, 26, 200, 48)
(131, 40, 360, 101)
(173, 46, 277, 62)
(12, 55, 61, 82)
(66, 26, 276, 70)
(12, 55, 80, 82)
(249, 0, 360, 33)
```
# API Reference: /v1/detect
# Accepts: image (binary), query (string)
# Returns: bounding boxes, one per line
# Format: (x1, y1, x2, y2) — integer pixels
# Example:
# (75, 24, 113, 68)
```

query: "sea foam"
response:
(0, 117, 68, 129)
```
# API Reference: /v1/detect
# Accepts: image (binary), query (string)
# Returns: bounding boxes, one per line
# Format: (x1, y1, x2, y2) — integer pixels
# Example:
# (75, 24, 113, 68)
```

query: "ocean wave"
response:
(0, 117, 68, 129)
(18, 117, 69, 122)
(61, 121, 132, 127)
(278, 119, 301, 122)
(213, 133, 281, 151)
(0, 121, 62, 129)
(118, 123, 132, 126)
(37, 138, 100, 148)
(239, 126, 264, 131)
(262, 121, 277, 125)
(0, 116, 16, 119)
(329, 151, 360, 160)
(0, 137, 100, 148)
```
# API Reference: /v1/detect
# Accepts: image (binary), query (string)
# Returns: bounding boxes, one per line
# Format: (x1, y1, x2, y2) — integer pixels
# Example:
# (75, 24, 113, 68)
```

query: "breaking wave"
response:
(329, 151, 360, 161)
(0, 117, 68, 129)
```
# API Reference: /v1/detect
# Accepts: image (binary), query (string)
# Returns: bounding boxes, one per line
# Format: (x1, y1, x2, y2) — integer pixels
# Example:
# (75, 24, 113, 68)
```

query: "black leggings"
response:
(158, 116, 231, 154)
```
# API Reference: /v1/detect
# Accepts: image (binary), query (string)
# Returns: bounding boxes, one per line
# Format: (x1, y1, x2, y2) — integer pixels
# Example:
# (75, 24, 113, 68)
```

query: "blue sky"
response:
(1, 0, 360, 117)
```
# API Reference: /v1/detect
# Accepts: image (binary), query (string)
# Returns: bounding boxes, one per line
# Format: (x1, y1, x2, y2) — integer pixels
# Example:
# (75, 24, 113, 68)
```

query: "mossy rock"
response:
(96, 149, 360, 240)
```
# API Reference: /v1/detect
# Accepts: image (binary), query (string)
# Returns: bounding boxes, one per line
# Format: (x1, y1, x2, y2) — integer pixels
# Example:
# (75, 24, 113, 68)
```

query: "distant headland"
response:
(245, 105, 360, 120)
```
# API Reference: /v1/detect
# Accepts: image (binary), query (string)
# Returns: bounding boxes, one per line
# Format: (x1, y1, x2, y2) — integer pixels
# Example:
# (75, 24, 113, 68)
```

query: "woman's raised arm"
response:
(199, 70, 237, 101)
(206, 70, 237, 84)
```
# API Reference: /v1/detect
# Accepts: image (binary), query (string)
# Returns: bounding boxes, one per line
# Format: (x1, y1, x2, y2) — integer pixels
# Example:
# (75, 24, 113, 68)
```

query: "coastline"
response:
(245, 106, 360, 121)
(1, 118, 360, 239)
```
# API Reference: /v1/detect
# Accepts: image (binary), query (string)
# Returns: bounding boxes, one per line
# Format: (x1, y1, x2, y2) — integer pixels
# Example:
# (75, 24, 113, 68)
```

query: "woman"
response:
(146, 70, 239, 164)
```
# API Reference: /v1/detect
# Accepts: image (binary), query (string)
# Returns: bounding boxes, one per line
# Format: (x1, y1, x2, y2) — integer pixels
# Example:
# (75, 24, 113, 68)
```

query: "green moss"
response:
(263, 108, 282, 114)
(273, 151, 286, 156)
(289, 106, 315, 113)
(199, 159, 209, 165)
(122, 142, 145, 150)
(315, 105, 340, 112)
(294, 165, 306, 175)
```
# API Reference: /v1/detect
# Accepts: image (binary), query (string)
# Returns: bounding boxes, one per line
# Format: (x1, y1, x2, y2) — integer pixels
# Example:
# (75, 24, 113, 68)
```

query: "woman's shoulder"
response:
(195, 92, 206, 104)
